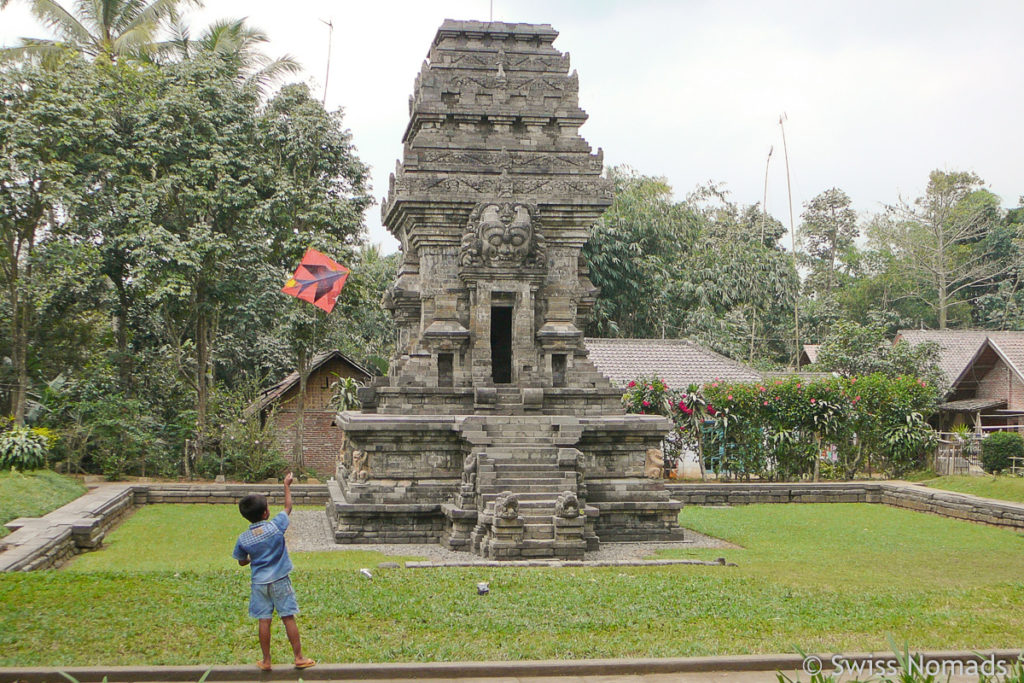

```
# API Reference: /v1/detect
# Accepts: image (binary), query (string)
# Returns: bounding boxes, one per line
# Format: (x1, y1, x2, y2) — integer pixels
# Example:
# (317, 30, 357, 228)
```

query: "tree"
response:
(584, 167, 695, 338)
(0, 0, 197, 62)
(877, 170, 1006, 328)
(814, 320, 945, 391)
(0, 58, 99, 423)
(799, 188, 858, 299)
(167, 17, 300, 91)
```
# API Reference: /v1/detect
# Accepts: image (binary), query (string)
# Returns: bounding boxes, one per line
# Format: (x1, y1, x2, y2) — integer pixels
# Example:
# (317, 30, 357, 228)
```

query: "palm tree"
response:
(0, 0, 199, 62)
(168, 17, 300, 91)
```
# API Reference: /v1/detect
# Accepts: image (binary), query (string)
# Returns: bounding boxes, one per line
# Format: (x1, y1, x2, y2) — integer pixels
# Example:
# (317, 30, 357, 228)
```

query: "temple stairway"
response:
(442, 416, 596, 559)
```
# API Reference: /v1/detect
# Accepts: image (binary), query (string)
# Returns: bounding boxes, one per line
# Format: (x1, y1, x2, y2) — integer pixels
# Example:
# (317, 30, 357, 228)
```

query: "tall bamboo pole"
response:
(780, 114, 800, 368)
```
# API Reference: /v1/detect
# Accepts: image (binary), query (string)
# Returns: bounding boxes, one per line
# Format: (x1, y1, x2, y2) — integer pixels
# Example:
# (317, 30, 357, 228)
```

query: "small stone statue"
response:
(462, 452, 478, 485)
(352, 449, 370, 483)
(493, 491, 519, 520)
(644, 448, 664, 479)
(554, 491, 580, 519)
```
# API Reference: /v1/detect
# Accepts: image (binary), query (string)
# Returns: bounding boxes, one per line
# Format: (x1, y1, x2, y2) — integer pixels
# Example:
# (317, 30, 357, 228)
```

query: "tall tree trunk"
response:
(292, 347, 309, 471)
(11, 290, 28, 426)
(193, 309, 211, 473)
(113, 276, 132, 396)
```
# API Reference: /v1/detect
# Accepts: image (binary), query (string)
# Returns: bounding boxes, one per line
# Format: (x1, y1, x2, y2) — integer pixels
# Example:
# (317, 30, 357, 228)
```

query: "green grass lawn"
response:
(0, 470, 86, 538)
(918, 474, 1024, 504)
(1, 503, 1022, 666)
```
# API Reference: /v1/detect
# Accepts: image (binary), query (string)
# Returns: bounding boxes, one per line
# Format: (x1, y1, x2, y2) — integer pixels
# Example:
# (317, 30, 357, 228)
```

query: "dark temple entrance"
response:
(491, 305, 513, 384)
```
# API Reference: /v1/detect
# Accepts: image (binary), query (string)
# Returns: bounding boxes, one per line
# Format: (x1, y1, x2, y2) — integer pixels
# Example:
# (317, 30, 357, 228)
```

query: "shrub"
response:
(0, 424, 51, 471)
(981, 431, 1023, 474)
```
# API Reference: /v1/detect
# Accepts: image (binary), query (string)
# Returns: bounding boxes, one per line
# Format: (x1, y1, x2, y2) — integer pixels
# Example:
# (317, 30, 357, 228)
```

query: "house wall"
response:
(273, 358, 368, 476)
(976, 358, 1024, 412)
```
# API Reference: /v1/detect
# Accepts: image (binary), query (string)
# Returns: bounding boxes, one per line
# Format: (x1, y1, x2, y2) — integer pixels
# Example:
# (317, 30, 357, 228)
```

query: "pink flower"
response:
(628, 380, 636, 388)
(642, 400, 650, 407)
(810, 398, 816, 404)
(853, 396, 861, 404)
(796, 383, 801, 389)
(850, 377, 856, 383)
(920, 380, 927, 387)
(763, 400, 769, 406)
(707, 405, 716, 415)
(711, 382, 719, 388)
(758, 386, 767, 392)
(727, 395, 733, 401)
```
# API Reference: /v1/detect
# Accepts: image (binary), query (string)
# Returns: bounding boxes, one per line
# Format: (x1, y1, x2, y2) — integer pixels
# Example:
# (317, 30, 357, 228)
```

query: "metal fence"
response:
(935, 427, 1024, 475)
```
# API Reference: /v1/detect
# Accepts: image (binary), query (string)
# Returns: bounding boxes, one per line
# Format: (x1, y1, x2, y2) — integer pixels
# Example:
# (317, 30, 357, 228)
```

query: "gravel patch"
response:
(286, 510, 739, 565)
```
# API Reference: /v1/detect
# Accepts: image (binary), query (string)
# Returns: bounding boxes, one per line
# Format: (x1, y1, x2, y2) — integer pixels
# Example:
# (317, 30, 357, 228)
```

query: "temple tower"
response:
(333, 21, 683, 559)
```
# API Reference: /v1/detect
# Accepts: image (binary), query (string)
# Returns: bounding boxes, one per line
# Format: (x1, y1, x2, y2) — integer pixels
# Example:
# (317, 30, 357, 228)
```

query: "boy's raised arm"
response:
(283, 471, 294, 515)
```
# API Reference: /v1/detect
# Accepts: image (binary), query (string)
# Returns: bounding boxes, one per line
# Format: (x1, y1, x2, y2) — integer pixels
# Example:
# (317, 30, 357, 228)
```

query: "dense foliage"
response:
(0, 18, 388, 479)
(588, 167, 1024, 369)
(980, 432, 1024, 475)
(623, 374, 940, 480)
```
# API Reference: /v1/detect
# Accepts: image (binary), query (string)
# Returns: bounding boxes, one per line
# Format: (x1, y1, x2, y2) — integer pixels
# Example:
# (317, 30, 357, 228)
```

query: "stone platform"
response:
(330, 413, 684, 559)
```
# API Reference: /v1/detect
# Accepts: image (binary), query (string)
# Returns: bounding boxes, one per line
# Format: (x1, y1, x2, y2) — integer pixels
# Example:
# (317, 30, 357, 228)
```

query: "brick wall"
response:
(976, 357, 1024, 412)
(271, 357, 367, 476)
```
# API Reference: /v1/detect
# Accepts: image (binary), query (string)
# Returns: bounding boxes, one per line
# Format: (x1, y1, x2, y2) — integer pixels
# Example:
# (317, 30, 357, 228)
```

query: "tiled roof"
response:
(987, 333, 1024, 384)
(801, 344, 820, 364)
(253, 350, 372, 414)
(896, 329, 990, 386)
(583, 338, 762, 389)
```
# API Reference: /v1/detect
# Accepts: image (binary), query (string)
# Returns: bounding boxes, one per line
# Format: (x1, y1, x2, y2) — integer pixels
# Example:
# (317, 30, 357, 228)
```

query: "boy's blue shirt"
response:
(233, 511, 293, 584)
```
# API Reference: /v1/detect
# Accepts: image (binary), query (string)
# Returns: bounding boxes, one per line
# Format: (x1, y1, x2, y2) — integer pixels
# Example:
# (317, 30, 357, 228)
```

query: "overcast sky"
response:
(3, 0, 1022, 254)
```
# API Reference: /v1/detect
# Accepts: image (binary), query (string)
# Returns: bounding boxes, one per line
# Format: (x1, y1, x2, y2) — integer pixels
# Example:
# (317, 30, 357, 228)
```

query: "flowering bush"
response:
(622, 372, 940, 480)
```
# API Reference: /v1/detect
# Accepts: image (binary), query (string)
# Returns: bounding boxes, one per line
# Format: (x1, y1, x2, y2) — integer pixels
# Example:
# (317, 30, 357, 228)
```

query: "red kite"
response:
(282, 248, 350, 313)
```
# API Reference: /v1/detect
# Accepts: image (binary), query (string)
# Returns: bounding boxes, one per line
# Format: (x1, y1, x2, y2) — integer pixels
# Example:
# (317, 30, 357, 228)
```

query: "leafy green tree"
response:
(167, 17, 300, 91)
(0, 58, 100, 424)
(876, 170, 1006, 329)
(814, 320, 945, 391)
(799, 188, 858, 298)
(0, 0, 197, 62)
(584, 167, 696, 337)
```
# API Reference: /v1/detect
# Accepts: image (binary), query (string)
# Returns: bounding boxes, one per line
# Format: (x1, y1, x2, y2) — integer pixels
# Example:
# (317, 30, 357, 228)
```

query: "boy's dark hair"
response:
(239, 494, 268, 523)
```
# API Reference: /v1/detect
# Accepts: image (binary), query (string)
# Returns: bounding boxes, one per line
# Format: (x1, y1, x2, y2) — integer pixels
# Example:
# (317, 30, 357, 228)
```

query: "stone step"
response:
(485, 476, 574, 485)
(482, 491, 563, 502)
(485, 458, 562, 467)
(480, 484, 571, 494)
(523, 523, 554, 539)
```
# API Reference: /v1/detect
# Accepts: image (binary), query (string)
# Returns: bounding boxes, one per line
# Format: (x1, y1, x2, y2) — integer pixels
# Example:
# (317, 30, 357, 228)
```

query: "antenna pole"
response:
(761, 145, 773, 245)
(780, 113, 800, 368)
(321, 19, 334, 106)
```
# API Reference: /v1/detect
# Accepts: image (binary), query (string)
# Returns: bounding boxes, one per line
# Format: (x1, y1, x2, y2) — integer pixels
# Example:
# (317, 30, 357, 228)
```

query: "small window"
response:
(438, 353, 454, 387)
(552, 354, 567, 387)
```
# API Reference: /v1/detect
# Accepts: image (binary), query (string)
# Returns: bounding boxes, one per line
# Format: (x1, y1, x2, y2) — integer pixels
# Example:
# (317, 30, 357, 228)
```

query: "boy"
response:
(234, 472, 315, 671)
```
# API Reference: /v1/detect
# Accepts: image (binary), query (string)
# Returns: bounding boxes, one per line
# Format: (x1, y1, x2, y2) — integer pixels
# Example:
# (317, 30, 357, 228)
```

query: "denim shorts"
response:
(249, 575, 299, 619)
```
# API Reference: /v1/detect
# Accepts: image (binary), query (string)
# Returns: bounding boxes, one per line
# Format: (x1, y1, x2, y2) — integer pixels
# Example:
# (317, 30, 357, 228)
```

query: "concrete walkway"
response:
(2, 651, 1020, 683)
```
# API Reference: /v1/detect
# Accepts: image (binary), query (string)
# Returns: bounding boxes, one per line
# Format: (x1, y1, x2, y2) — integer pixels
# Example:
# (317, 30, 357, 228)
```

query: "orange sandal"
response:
(294, 658, 316, 669)
(257, 661, 272, 672)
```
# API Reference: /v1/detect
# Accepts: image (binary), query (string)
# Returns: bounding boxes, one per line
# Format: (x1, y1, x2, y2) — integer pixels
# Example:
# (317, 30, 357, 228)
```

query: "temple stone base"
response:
(330, 413, 684, 558)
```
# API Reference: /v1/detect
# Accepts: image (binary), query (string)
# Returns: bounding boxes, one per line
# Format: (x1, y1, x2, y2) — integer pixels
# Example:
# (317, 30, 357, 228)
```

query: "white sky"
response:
(3, 0, 1023, 254)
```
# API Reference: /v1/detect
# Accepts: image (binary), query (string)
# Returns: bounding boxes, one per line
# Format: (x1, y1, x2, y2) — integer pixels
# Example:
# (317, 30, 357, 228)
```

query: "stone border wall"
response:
(3, 481, 1021, 572)
(0, 483, 329, 572)
(133, 483, 329, 506)
(666, 481, 1024, 532)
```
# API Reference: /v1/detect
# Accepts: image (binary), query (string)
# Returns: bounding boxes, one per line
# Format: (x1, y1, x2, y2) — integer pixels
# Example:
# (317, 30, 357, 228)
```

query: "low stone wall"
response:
(879, 482, 1024, 531)
(132, 483, 329, 506)
(666, 481, 1024, 533)
(666, 482, 882, 505)
(0, 483, 329, 572)
(1, 484, 135, 572)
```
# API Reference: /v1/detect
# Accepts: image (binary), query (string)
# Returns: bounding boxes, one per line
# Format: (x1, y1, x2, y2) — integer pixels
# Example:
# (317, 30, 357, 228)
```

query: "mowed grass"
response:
(65, 504, 421, 573)
(1, 503, 1023, 666)
(919, 474, 1024, 504)
(0, 470, 85, 538)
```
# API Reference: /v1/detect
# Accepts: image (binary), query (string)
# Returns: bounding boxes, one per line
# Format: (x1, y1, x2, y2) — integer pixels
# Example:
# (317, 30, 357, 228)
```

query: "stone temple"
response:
(331, 20, 684, 559)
